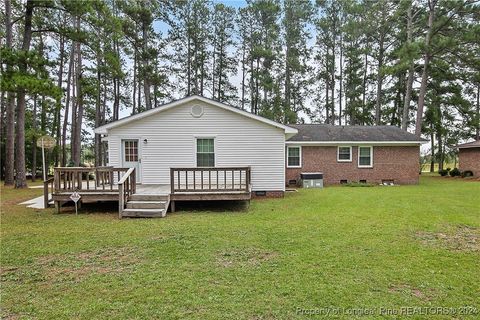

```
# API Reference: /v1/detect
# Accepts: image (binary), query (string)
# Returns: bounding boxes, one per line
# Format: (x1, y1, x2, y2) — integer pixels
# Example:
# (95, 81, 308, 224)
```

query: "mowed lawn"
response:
(1, 177, 479, 319)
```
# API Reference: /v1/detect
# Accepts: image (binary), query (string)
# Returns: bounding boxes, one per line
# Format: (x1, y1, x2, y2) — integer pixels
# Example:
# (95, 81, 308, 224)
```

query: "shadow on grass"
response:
(58, 200, 249, 215)
(174, 200, 249, 213)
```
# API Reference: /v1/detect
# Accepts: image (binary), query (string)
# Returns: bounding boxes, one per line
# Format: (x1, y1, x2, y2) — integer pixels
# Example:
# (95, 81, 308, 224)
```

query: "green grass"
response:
(1, 177, 479, 319)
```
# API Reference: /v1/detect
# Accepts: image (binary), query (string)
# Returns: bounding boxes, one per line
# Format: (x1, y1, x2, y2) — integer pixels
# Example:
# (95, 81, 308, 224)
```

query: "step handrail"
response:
(118, 167, 136, 218)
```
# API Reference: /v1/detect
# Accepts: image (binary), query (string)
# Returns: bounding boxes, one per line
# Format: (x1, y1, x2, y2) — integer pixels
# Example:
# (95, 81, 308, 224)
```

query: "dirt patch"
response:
(34, 247, 141, 283)
(216, 248, 278, 268)
(415, 225, 479, 252)
(388, 284, 436, 301)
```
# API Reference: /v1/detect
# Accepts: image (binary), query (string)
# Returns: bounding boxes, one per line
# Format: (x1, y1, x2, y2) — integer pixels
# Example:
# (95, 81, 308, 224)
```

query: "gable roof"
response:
(456, 140, 480, 149)
(286, 124, 427, 144)
(94, 95, 298, 136)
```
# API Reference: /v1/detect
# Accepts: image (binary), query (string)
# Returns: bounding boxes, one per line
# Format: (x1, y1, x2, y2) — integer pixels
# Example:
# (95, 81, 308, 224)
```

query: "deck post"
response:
(118, 183, 124, 219)
(55, 201, 61, 214)
(170, 200, 175, 213)
(170, 168, 174, 194)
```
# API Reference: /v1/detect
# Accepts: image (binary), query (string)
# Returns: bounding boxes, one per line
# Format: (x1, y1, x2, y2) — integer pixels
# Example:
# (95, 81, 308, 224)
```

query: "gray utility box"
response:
(301, 172, 324, 189)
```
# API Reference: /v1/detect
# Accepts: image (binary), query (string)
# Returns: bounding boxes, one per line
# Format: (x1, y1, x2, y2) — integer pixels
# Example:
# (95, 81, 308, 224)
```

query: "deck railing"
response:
(170, 167, 251, 194)
(118, 167, 136, 217)
(43, 177, 54, 208)
(52, 166, 131, 193)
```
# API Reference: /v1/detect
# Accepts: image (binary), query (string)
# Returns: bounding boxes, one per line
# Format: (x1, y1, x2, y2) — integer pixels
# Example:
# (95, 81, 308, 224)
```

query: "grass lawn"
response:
(1, 177, 479, 319)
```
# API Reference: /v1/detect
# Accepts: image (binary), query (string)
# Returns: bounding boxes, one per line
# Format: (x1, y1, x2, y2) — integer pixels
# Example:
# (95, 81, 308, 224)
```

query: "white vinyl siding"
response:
(107, 101, 286, 191)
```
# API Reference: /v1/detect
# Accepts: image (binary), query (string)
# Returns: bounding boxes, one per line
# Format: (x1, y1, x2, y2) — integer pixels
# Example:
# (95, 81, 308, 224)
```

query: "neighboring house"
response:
(285, 124, 427, 185)
(95, 95, 297, 197)
(457, 140, 480, 176)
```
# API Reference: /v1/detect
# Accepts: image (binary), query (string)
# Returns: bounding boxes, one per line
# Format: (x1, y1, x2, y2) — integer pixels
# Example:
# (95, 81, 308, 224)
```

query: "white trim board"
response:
(286, 141, 425, 146)
(286, 145, 302, 168)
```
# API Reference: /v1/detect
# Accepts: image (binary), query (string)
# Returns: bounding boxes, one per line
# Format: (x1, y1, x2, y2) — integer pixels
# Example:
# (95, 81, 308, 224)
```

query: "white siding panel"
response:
(107, 101, 285, 191)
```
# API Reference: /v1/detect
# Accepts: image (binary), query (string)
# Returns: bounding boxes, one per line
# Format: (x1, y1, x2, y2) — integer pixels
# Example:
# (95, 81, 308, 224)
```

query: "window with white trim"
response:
(337, 146, 352, 162)
(358, 146, 373, 167)
(287, 146, 301, 168)
(196, 138, 215, 167)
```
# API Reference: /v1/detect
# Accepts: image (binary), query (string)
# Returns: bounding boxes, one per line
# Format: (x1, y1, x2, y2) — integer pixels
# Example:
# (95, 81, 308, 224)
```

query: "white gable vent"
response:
(191, 105, 204, 118)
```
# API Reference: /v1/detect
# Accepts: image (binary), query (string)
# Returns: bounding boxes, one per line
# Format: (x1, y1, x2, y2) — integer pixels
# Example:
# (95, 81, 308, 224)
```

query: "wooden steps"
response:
(120, 194, 170, 218)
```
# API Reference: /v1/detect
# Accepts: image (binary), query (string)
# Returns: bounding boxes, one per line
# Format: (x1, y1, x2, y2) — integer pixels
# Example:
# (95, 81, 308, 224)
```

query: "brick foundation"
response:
(458, 148, 480, 176)
(251, 190, 285, 198)
(286, 145, 420, 186)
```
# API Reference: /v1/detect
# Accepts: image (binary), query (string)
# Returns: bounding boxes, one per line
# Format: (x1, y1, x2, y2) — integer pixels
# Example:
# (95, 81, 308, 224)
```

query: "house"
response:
(285, 124, 427, 185)
(457, 140, 480, 176)
(48, 96, 427, 217)
(94, 95, 297, 199)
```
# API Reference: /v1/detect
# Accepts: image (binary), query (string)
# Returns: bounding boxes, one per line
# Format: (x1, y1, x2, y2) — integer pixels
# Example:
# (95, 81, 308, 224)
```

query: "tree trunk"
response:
(241, 40, 246, 110)
(62, 42, 75, 167)
(54, 34, 65, 166)
(362, 50, 368, 116)
(142, 21, 152, 110)
(187, 35, 191, 95)
(15, 0, 34, 188)
(430, 128, 435, 172)
(72, 16, 83, 166)
(95, 54, 102, 168)
(32, 96, 37, 182)
(437, 131, 443, 171)
(339, 31, 343, 126)
(375, 33, 385, 125)
(4, 0, 15, 186)
(415, 0, 436, 137)
(402, 1, 415, 131)
(132, 47, 137, 115)
(476, 83, 479, 140)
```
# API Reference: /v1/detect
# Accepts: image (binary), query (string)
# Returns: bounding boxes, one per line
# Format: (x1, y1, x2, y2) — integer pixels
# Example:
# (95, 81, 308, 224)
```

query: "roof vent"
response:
(191, 105, 204, 118)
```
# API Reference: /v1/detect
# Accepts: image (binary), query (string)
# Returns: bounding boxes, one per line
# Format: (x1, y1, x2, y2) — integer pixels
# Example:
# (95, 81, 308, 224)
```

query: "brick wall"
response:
(459, 148, 480, 176)
(286, 145, 420, 186)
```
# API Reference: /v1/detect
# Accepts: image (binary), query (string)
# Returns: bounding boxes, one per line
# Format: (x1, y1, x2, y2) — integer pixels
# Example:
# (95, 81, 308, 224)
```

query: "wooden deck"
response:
(45, 166, 251, 218)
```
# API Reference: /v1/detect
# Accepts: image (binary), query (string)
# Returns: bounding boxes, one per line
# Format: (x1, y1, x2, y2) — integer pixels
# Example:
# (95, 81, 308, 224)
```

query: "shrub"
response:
(345, 182, 375, 187)
(462, 170, 474, 178)
(438, 169, 449, 176)
(449, 168, 461, 177)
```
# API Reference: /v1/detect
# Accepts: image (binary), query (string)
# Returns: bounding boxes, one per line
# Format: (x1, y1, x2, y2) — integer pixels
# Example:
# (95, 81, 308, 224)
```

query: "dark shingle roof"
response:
(456, 140, 480, 149)
(287, 124, 427, 142)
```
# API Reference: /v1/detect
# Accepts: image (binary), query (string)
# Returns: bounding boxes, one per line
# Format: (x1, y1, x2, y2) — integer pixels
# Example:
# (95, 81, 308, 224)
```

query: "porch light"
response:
(143, 139, 148, 144)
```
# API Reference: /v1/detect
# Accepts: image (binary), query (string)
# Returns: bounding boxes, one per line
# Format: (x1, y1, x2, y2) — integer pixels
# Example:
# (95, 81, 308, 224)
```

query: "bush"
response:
(344, 182, 375, 187)
(438, 169, 449, 176)
(449, 168, 461, 177)
(462, 170, 474, 178)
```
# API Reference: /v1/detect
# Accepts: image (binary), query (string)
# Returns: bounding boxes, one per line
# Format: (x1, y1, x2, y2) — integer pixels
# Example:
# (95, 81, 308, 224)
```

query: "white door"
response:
(122, 139, 141, 183)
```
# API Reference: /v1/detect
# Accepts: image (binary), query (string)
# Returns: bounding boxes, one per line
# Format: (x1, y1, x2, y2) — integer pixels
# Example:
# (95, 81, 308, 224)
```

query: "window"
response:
(196, 138, 215, 167)
(337, 146, 352, 162)
(358, 146, 373, 168)
(124, 140, 138, 162)
(287, 146, 301, 168)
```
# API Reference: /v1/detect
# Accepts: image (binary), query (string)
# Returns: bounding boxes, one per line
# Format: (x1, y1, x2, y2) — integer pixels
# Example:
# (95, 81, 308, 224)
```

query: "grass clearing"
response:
(1, 177, 479, 319)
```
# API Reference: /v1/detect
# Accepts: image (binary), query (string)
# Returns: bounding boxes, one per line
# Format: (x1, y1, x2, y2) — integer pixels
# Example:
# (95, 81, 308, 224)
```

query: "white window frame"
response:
(358, 146, 373, 168)
(337, 146, 352, 162)
(195, 137, 216, 167)
(286, 146, 302, 168)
